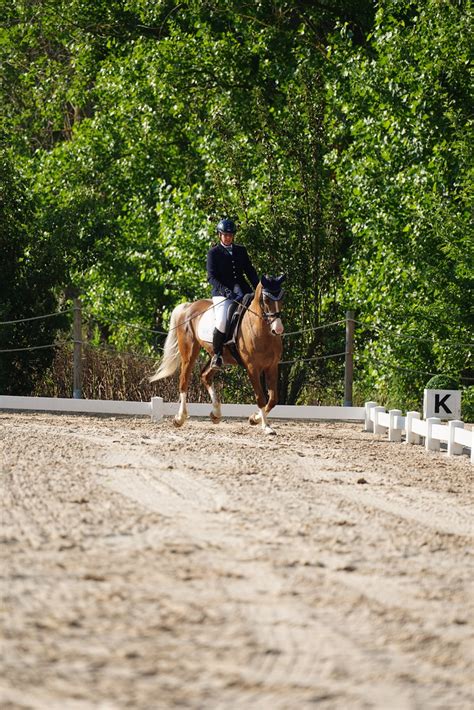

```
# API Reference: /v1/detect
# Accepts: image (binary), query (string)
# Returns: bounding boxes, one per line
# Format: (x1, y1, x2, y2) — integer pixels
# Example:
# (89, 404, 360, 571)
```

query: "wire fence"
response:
(355, 319, 474, 349)
(0, 342, 70, 353)
(0, 308, 72, 326)
(1, 304, 472, 397)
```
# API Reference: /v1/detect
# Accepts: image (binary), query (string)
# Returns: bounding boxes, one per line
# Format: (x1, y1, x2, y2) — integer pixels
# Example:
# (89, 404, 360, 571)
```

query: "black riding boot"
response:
(211, 328, 226, 369)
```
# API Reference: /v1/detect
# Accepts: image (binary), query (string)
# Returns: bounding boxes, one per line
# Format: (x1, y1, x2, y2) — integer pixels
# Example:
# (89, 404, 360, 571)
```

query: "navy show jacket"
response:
(207, 243, 259, 298)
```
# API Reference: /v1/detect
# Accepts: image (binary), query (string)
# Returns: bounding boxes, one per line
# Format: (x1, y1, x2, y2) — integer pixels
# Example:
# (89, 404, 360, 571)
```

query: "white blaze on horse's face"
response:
(271, 307, 284, 335)
(263, 294, 284, 335)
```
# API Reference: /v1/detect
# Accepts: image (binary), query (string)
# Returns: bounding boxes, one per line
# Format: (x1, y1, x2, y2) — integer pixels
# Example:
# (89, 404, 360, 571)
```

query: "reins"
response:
(238, 288, 284, 325)
(167, 287, 283, 332)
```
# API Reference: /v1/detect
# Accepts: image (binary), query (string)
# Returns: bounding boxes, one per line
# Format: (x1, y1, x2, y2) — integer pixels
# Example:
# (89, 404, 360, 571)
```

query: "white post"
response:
(426, 417, 441, 452)
(447, 420, 464, 457)
(373, 406, 386, 435)
(365, 401, 377, 432)
(151, 397, 164, 422)
(406, 411, 421, 445)
(388, 409, 402, 442)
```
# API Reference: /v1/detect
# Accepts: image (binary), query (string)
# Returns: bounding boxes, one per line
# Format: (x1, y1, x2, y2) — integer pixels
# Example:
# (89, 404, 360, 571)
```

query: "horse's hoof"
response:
(264, 426, 276, 436)
(210, 412, 221, 424)
(173, 417, 185, 428)
(248, 414, 259, 426)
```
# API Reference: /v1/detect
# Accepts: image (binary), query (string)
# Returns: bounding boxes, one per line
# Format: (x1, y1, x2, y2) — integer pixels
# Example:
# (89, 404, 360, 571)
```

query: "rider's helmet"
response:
(217, 218, 237, 234)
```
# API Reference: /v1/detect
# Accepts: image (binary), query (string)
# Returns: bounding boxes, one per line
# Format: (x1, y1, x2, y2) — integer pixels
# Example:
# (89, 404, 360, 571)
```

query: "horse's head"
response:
(260, 274, 286, 335)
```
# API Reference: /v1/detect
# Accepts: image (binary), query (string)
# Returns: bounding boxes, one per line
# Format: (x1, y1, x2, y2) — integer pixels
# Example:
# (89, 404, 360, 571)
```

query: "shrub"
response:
(425, 374, 459, 390)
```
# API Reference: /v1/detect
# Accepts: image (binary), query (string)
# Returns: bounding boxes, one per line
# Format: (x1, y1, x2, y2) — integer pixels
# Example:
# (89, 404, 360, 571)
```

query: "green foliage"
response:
(1, 0, 471, 409)
(326, 0, 473, 410)
(0, 149, 69, 393)
(461, 386, 474, 423)
(425, 374, 459, 390)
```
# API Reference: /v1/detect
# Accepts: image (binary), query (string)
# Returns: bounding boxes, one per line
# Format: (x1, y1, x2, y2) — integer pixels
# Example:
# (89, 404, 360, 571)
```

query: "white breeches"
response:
(212, 296, 233, 333)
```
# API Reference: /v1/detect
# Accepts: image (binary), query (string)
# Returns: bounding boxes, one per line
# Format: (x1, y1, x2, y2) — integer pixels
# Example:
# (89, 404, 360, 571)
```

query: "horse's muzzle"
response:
(271, 318, 284, 335)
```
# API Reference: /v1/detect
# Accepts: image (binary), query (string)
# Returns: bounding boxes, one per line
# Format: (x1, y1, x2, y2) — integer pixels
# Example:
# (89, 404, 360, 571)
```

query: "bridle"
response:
(261, 288, 284, 326)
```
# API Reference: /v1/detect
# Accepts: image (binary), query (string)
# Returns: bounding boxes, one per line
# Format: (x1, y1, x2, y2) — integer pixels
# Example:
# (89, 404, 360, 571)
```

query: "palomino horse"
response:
(150, 275, 285, 435)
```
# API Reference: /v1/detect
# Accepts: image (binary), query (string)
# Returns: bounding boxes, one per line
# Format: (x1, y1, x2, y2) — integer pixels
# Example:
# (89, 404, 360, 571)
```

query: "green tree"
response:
(0, 149, 69, 394)
(8, 0, 469, 412)
(326, 0, 473, 409)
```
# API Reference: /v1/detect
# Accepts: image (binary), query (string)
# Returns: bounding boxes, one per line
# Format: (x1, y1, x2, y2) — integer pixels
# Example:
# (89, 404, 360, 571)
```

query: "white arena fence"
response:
(1, 395, 471, 463)
(365, 401, 473, 463)
(0, 395, 364, 422)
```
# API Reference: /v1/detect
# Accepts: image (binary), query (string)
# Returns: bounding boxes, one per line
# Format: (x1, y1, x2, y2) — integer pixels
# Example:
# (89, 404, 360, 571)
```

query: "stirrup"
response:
(210, 354, 223, 369)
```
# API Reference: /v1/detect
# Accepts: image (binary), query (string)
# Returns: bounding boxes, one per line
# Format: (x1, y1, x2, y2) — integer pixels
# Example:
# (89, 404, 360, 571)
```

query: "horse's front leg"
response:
(247, 367, 275, 436)
(263, 364, 279, 423)
(201, 361, 222, 424)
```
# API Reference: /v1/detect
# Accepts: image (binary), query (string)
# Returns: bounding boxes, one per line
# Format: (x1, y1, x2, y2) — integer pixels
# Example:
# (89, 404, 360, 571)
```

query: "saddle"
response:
(223, 293, 253, 365)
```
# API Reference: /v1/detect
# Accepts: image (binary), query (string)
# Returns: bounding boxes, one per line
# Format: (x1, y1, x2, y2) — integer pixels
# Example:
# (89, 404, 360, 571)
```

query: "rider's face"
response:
(219, 231, 234, 246)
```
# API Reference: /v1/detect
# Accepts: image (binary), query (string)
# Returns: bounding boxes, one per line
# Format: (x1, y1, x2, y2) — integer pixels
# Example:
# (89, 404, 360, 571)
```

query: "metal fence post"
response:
(344, 310, 355, 407)
(73, 296, 82, 399)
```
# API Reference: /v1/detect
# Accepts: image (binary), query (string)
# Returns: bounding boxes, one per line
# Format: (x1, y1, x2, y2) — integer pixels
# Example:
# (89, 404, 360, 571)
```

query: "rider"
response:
(207, 218, 259, 369)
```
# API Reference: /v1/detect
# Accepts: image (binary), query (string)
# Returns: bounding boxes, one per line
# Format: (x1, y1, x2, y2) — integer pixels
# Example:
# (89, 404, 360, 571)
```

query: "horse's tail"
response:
(149, 302, 190, 382)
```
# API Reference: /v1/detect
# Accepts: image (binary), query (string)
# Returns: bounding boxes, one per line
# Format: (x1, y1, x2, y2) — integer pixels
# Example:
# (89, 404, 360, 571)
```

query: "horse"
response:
(150, 275, 286, 435)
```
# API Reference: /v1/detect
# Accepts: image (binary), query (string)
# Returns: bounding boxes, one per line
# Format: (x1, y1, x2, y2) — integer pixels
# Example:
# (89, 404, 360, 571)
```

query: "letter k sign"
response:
(435, 393, 452, 414)
(424, 389, 461, 420)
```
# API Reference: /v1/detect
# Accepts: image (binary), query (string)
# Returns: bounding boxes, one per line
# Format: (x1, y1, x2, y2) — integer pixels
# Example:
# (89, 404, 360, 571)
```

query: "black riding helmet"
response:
(217, 218, 237, 234)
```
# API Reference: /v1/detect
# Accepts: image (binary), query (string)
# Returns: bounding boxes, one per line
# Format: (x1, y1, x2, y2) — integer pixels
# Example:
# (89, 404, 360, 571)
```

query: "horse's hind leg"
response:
(201, 361, 222, 424)
(174, 338, 200, 428)
(175, 390, 188, 427)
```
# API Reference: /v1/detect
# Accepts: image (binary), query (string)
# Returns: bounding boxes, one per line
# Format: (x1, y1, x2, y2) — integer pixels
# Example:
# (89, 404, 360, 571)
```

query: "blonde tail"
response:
(149, 303, 190, 382)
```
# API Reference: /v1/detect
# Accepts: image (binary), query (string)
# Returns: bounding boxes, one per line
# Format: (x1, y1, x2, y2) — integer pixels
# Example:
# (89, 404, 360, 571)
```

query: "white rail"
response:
(0, 395, 150, 416)
(0, 395, 365, 422)
(365, 401, 472, 463)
